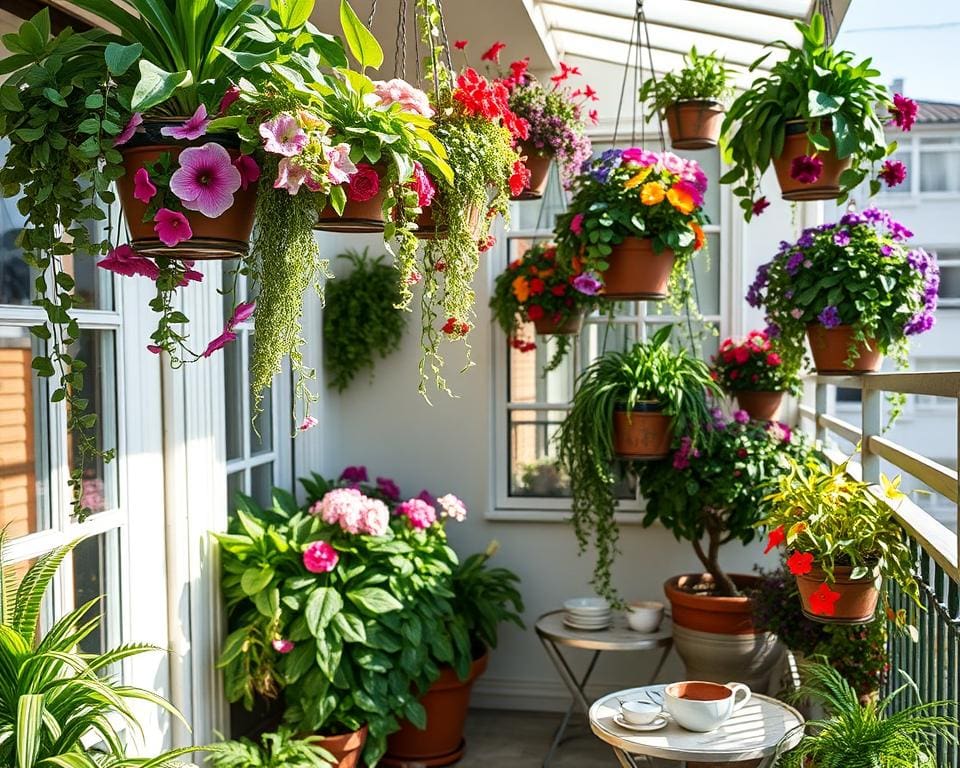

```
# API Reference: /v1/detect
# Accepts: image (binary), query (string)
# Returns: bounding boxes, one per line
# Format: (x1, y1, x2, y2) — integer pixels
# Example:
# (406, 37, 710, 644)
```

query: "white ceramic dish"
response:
(563, 618, 611, 631)
(613, 714, 668, 732)
(620, 699, 663, 725)
(563, 613, 612, 625)
(563, 597, 610, 614)
(626, 601, 664, 633)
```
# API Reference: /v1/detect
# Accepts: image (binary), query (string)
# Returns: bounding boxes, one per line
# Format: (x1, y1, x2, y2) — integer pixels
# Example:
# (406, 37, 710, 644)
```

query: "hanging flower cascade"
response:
(710, 330, 800, 395)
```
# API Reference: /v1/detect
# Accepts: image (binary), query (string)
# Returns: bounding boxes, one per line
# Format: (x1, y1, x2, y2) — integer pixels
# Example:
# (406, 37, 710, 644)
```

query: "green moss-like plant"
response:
(323, 249, 407, 392)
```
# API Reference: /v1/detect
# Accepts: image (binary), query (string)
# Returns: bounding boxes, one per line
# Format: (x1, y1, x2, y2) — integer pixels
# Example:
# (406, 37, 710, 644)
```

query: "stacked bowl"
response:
(563, 597, 612, 631)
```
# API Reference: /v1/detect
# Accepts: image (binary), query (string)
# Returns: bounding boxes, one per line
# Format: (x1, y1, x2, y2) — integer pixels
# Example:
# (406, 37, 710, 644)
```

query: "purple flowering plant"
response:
(747, 207, 938, 377)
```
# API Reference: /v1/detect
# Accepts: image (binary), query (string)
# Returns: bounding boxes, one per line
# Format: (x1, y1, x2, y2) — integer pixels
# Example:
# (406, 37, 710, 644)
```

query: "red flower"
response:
(510, 159, 531, 197)
(529, 278, 545, 295)
(729, 369, 739, 380)
(734, 347, 750, 364)
(736, 448, 748, 459)
(509, 58, 529, 82)
(550, 61, 581, 85)
(347, 163, 380, 202)
(766, 352, 781, 366)
(751, 197, 769, 216)
(583, 84, 598, 101)
(809, 582, 841, 616)
(889, 93, 918, 132)
(551, 284, 566, 297)
(454, 40, 468, 50)
(764, 525, 785, 554)
(442, 317, 470, 337)
(879, 159, 907, 188)
(526, 304, 545, 320)
(588, 109, 599, 124)
(787, 551, 814, 576)
(435, 260, 446, 271)
(479, 234, 496, 253)
(481, 41, 507, 63)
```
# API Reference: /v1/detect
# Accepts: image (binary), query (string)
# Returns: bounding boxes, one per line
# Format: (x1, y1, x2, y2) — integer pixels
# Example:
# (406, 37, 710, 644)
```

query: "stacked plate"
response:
(563, 597, 612, 631)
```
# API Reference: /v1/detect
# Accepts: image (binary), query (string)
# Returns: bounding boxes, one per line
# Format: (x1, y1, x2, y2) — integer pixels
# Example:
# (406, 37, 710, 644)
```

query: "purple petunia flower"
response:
(786, 252, 805, 275)
(733, 410, 750, 424)
(833, 229, 851, 247)
(818, 305, 841, 329)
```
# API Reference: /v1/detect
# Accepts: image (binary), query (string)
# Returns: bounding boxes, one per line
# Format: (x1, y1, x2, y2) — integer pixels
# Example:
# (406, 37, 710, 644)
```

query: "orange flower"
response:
(667, 185, 695, 214)
(640, 182, 665, 206)
(538, 268, 555, 279)
(624, 166, 653, 189)
(512, 275, 530, 303)
(571, 254, 583, 274)
(690, 221, 706, 251)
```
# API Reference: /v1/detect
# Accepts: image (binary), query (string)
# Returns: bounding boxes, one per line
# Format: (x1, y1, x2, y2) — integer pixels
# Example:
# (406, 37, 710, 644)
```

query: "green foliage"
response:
(451, 545, 525, 659)
(324, 250, 408, 392)
(721, 13, 895, 218)
(638, 47, 732, 118)
(207, 727, 332, 768)
(0, 531, 196, 767)
(556, 326, 720, 603)
(776, 662, 957, 767)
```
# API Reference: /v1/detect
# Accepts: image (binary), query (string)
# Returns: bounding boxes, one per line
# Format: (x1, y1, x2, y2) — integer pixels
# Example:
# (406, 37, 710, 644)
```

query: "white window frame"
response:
(876, 131, 960, 204)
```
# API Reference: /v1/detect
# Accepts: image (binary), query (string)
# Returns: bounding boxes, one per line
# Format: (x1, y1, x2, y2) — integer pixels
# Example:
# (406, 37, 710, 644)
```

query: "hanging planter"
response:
(601, 237, 676, 300)
(772, 120, 851, 201)
(415, 202, 482, 241)
(795, 565, 879, 625)
(735, 390, 784, 421)
(806, 324, 882, 374)
(534, 311, 583, 335)
(710, 330, 798, 422)
(513, 141, 552, 200)
(664, 100, 725, 150)
(315, 163, 389, 233)
(612, 403, 672, 460)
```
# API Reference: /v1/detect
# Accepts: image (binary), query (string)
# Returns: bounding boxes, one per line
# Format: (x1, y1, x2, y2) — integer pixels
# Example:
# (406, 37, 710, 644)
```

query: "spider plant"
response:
(206, 728, 332, 768)
(0, 532, 196, 767)
(776, 661, 958, 767)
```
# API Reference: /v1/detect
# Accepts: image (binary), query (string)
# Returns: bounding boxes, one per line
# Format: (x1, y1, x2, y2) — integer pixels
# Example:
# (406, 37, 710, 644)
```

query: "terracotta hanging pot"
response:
(382, 653, 488, 768)
(533, 311, 583, 335)
(664, 100, 725, 150)
(315, 164, 388, 233)
(513, 141, 553, 201)
(600, 237, 676, 301)
(773, 119, 851, 201)
(117, 119, 257, 260)
(795, 565, 880, 624)
(612, 402, 672, 460)
(806, 324, 882, 374)
(415, 203, 482, 240)
(315, 724, 368, 768)
(734, 390, 785, 422)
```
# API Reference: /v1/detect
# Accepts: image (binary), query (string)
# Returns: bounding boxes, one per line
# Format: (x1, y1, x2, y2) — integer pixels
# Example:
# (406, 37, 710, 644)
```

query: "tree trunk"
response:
(692, 516, 740, 598)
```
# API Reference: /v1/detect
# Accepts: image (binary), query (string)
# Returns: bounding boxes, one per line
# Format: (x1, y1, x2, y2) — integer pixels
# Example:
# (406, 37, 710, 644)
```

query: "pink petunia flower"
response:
(659, 151, 685, 175)
(299, 415, 319, 431)
(437, 493, 467, 522)
(202, 328, 237, 357)
(146, 345, 163, 355)
(169, 143, 242, 218)
(274, 157, 312, 195)
(410, 162, 436, 208)
(272, 638, 295, 654)
(303, 540, 339, 573)
(226, 301, 256, 330)
(373, 78, 434, 118)
(259, 113, 308, 156)
(234, 155, 261, 191)
(790, 155, 823, 185)
(326, 143, 357, 185)
(879, 159, 907, 188)
(218, 86, 241, 116)
(573, 272, 602, 296)
(160, 105, 211, 141)
(153, 208, 193, 247)
(114, 112, 143, 147)
(621, 147, 658, 168)
(132, 167, 157, 204)
(177, 267, 204, 287)
(97, 244, 160, 279)
(569, 212, 584, 236)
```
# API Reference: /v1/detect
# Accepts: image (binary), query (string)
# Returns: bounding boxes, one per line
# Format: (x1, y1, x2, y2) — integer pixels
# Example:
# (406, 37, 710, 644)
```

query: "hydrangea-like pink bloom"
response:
(361, 498, 390, 536)
(234, 155, 261, 190)
(133, 167, 157, 204)
(170, 143, 242, 218)
(259, 113, 308, 156)
(272, 638, 294, 654)
(97, 244, 160, 280)
(326, 143, 357, 185)
(438, 493, 467, 522)
(153, 208, 192, 247)
(316, 487, 365, 526)
(398, 498, 437, 529)
(161, 105, 211, 141)
(114, 112, 143, 146)
(373, 78, 434, 117)
(303, 540, 339, 573)
(410, 162, 436, 207)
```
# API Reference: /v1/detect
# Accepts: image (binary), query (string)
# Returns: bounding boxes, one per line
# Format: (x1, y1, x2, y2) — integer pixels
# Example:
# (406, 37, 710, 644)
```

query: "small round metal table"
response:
(535, 611, 673, 767)
(589, 684, 804, 767)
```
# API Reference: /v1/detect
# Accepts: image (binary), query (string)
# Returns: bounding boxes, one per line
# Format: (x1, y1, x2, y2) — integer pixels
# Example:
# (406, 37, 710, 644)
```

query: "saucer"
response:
(613, 713, 668, 732)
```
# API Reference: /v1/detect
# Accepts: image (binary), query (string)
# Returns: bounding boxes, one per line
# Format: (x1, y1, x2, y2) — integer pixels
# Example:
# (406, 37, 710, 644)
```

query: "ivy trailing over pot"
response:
(323, 249, 408, 392)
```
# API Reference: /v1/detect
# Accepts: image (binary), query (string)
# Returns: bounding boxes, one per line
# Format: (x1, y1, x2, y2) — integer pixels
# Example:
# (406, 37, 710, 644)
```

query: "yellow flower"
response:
(512, 275, 530, 303)
(624, 167, 653, 189)
(881, 473, 905, 502)
(640, 182, 665, 206)
(666, 185, 695, 214)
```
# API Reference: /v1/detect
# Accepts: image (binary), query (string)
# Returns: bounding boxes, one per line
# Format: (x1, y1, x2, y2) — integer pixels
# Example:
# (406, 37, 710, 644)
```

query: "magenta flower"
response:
(146, 345, 163, 355)
(274, 157, 312, 195)
(890, 93, 918, 132)
(879, 159, 907, 188)
(177, 267, 204, 287)
(97, 244, 160, 280)
(272, 638, 294, 654)
(226, 301, 256, 330)
(398, 498, 437, 529)
(347, 163, 380, 202)
(752, 197, 770, 216)
(303, 540, 339, 573)
(259, 113, 308, 156)
(202, 329, 237, 358)
(325, 143, 357, 185)
(573, 272, 602, 296)
(153, 208, 192, 247)
(621, 147, 658, 168)
(417, 489, 437, 507)
(733, 410, 750, 424)
(340, 466, 368, 483)
(160, 105, 210, 141)
(169, 143, 242, 218)
(218, 86, 241, 116)
(234, 155, 261, 191)
(790, 155, 823, 185)
(132, 167, 157, 204)
(376, 476, 401, 500)
(410, 162, 435, 207)
(298, 415, 319, 432)
(569, 212, 584, 236)
(114, 112, 143, 147)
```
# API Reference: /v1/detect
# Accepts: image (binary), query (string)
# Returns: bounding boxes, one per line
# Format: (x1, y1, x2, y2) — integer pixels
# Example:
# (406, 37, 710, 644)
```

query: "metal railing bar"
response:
(816, 412, 862, 445)
(867, 434, 959, 503)
(861, 371, 960, 398)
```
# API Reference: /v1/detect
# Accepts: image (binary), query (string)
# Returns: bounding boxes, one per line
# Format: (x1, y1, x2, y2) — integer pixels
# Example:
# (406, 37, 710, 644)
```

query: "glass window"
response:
(919, 138, 960, 194)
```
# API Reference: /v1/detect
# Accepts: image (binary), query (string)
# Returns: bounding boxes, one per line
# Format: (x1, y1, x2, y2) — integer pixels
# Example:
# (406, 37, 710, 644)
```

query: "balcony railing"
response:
(800, 372, 960, 765)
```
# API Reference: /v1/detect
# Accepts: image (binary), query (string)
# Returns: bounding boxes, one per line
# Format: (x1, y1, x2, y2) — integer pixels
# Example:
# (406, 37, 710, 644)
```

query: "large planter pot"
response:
(315, 164, 388, 233)
(117, 120, 257, 260)
(773, 119, 852, 201)
(533, 311, 583, 336)
(383, 653, 488, 768)
(665, 100, 725, 150)
(600, 237, 676, 300)
(316, 724, 368, 768)
(415, 203, 482, 241)
(795, 565, 880, 624)
(612, 403, 672, 460)
(735, 390, 784, 422)
(665, 574, 784, 694)
(806, 324, 882, 374)
(513, 141, 552, 200)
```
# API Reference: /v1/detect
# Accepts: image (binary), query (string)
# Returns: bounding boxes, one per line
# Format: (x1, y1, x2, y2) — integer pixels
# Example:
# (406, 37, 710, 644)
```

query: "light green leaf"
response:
(347, 586, 403, 614)
(807, 90, 844, 118)
(305, 586, 343, 636)
(240, 566, 274, 595)
(131, 60, 193, 112)
(104, 41, 143, 76)
(339, 0, 383, 70)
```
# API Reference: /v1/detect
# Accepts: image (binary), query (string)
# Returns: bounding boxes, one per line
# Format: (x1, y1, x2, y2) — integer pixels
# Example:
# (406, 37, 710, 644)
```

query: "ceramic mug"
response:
(620, 699, 663, 725)
(626, 600, 664, 633)
(664, 681, 751, 732)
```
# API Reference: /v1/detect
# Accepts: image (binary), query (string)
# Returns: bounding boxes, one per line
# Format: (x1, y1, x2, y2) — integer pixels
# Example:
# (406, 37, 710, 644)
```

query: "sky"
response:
(836, 0, 960, 103)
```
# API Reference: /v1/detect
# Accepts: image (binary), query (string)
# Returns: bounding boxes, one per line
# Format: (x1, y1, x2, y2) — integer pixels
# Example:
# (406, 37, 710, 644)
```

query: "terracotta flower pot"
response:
(664, 100, 725, 150)
(795, 565, 880, 624)
(383, 653, 488, 768)
(415, 203, 482, 240)
(612, 404, 672, 460)
(806, 324, 882, 374)
(533, 312, 583, 335)
(735, 390, 784, 422)
(316, 164, 388, 233)
(513, 141, 552, 201)
(772, 119, 852, 201)
(117, 120, 257, 260)
(315, 724, 368, 768)
(600, 237, 676, 300)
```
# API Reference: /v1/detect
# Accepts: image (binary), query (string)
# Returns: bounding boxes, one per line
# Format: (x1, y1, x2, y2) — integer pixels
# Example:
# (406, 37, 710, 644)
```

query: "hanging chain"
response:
(395, 0, 408, 79)
(639, 3, 666, 152)
(434, 0, 455, 73)
(610, 4, 637, 148)
(817, 0, 835, 46)
(367, 0, 378, 28)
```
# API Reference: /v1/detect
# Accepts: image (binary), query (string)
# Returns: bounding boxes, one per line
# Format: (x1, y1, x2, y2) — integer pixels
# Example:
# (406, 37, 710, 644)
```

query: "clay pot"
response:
(513, 141, 553, 200)
(664, 100, 725, 150)
(795, 565, 880, 624)
(416, 203, 482, 240)
(383, 653, 488, 768)
(315, 724, 368, 768)
(806, 324, 882, 374)
(773, 119, 852, 201)
(664, 574, 761, 635)
(735, 390, 785, 422)
(611, 404, 672, 460)
(533, 312, 583, 335)
(600, 237, 676, 301)
(117, 120, 257, 260)
(316, 165, 388, 233)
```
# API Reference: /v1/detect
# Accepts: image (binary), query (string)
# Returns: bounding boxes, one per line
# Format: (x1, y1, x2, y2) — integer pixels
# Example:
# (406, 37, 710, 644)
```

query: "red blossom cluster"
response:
(478, 234, 496, 253)
(442, 317, 470, 337)
(509, 159, 531, 197)
(765, 525, 841, 617)
(711, 330, 785, 391)
(453, 68, 529, 141)
(550, 61, 581, 86)
(510, 338, 536, 352)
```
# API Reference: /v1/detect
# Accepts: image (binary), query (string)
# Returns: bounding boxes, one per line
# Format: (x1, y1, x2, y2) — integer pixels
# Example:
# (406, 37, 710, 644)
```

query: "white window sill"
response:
(487, 508, 648, 524)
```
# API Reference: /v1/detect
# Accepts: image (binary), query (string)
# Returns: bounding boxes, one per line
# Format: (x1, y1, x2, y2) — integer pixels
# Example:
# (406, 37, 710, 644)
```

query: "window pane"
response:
(227, 470, 244, 514)
(72, 531, 121, 656)
(508, 327, 576, 404)
(224, 333, 243, 462)
(250, 462, 274, 508)
(920, 149, 960, 193)
(939, 265, 960, 301)
(580, 319, 639, 364)
(0, 329, 51, 534)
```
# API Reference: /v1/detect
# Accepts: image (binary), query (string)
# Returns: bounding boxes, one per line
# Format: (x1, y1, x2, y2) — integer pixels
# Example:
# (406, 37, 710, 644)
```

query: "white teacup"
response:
(620, 699, 663, 725)
(664, 681, 751, 732)
(626, 600, 664, 633)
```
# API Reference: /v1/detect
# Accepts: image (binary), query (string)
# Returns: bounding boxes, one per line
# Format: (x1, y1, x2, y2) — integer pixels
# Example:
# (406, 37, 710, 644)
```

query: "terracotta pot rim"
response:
(664, 574, 758, 612)
(798, 564, 879, 585)
(669, 99, 725, 110)
(429, 652, 489, 691)
(732, 388, 785, 395)
(614, 400, 664, 413)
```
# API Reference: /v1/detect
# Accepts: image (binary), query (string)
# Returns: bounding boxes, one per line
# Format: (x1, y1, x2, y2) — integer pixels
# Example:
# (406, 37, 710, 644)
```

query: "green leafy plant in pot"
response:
(207, 727, 334, 768)
(710, 329, 801, 422)
(638, 47, 732, 150)
(556, 325, 719, 603)
(721, 12, 917, 216)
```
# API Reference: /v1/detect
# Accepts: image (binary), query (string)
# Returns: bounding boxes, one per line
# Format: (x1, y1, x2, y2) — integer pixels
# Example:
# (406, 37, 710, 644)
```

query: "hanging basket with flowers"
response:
(710, 330, 800, 422)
